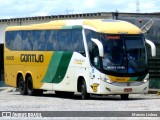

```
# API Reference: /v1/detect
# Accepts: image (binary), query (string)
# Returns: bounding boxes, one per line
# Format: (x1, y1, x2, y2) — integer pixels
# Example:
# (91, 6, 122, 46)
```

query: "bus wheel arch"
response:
(25, 73, 43, 96)
(77, 76, 84, 92)
(77, 76, 90, 99)
(17, 73, 23, 88)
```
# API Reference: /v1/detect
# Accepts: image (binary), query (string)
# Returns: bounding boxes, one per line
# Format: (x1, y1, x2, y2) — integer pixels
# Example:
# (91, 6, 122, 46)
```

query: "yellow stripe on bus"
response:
(108, 75, 130, 82)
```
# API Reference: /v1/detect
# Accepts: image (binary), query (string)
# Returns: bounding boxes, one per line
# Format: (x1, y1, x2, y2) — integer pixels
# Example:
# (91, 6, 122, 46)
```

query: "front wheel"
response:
(81, 80, 90, 100)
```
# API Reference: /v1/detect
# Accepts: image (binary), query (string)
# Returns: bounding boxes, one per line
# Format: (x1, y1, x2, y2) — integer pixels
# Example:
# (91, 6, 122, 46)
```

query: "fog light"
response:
(106, 79, 111, 83)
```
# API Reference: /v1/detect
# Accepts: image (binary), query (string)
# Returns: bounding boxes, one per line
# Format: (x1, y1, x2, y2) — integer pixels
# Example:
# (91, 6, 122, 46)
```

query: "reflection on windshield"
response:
(101, 35, 147, 74)
(125, 36, 147, 73)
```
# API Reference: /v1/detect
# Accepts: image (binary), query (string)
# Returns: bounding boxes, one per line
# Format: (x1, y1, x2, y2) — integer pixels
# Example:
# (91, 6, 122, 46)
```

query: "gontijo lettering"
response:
(20, 54, 44, 63)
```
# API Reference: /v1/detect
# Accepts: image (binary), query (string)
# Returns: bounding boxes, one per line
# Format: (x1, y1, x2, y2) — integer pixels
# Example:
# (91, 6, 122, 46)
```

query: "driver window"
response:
(85, 29, 100, 69)
(91, 42, 100, 69)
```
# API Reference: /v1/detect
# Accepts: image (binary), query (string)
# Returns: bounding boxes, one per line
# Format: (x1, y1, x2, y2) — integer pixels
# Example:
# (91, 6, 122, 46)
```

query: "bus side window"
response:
(66, 30, 72, 51)
(33, 31, 39, 51)
(85, 29, 92, 54)
(52, 30, 59, 51)
(45, 30, 52, 50)
(92, 42, 101, 69)
(46, 30, 58, 51)
(38, 30, 46, 51)
(57, 29, 75, 52)
(85, 29, 100, 69)
(60, 30, 69, 51)
(72, 29, 85, 56)
(13, 31, 22, 50)
(22, 31, 33, 51)
(6, 32, 14, 50)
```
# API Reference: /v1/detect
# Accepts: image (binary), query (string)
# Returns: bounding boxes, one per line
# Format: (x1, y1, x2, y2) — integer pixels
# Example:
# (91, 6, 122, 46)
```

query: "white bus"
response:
(4, 19, 156, 99)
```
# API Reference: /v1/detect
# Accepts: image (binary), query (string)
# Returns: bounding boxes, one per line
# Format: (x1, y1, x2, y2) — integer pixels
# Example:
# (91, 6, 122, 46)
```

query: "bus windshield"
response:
(101, 34, 147, 74)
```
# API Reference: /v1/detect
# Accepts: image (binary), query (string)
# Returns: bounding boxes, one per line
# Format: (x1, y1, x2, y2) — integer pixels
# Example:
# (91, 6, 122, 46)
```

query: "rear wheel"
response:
(18, 76, 27, 95)
(121, 94, 129, 100)
(27, 76, 36, 96)
(81, 80, 90, 100)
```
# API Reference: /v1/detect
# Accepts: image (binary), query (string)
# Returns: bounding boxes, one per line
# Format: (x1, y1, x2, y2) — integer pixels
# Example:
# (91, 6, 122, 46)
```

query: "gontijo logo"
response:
(20, 54, 44, 63)
(74, 58, 85, 65)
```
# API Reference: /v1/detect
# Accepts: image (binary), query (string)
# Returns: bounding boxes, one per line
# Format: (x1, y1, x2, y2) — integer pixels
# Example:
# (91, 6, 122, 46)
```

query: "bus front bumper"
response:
(98, 81, 149, 95)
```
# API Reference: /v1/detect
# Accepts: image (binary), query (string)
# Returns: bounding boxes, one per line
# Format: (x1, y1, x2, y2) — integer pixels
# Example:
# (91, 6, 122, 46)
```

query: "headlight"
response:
(143, 79, 148, 83)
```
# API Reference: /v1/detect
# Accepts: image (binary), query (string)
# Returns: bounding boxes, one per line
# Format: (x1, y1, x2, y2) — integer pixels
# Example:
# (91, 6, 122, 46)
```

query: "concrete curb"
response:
(0, 87, 17, 93)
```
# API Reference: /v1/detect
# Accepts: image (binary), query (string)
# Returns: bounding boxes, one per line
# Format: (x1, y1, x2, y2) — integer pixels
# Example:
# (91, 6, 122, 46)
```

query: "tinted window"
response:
(85, 29, 99, 52)
(72, 29, 84, 52)
(37, 30, 46, 50)
(45, 30, 59, 51)
(6, 32, 14, 50)
(6, 31, 22, 50)
(58, 30, 72, 51)
(22, 31, 33, 50)
(5, 29, 85, 53)
(85, 29, 100, 67)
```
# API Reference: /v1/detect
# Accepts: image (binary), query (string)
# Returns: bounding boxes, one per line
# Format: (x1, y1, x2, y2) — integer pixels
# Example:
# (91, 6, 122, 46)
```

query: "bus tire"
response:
(26, 76, 36, 96)
(121, 94, 129, 100)
(81, 80, 90, 100)
(18, 76, 27, 95)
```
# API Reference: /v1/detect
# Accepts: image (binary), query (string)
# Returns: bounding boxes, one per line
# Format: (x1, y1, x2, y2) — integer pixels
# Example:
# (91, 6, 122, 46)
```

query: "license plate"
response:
(124, 88, 132, 92)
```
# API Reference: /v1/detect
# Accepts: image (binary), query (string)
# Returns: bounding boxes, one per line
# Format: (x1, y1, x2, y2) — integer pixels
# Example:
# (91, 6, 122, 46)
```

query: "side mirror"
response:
(145, 39, 156, 57)
(141, 18, 155, 34)
(91, 38, 104, 57)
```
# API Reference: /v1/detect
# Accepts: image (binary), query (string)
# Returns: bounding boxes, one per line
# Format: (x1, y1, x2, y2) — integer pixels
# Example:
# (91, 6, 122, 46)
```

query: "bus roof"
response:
(6, 19, 141, 34)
